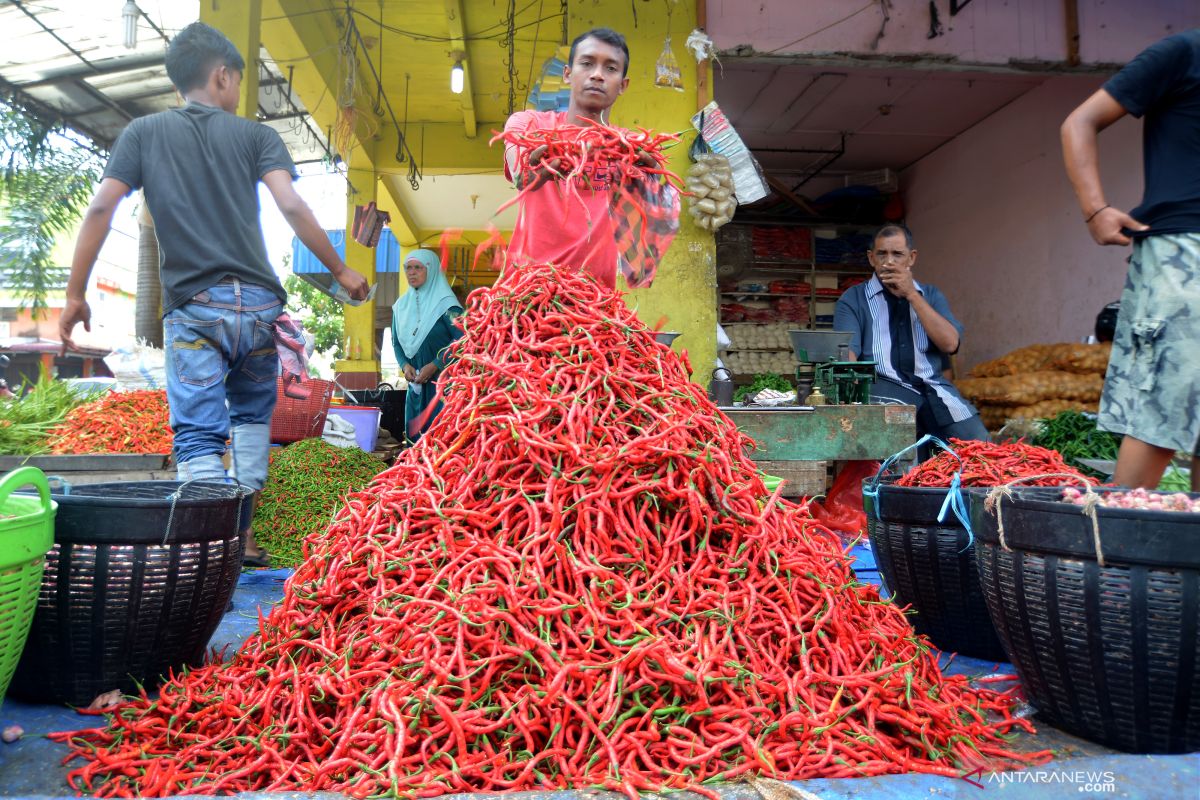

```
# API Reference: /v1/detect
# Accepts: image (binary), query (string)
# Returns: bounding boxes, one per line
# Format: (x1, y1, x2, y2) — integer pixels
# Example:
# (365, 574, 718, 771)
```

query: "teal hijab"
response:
(391, 249, 461, 359)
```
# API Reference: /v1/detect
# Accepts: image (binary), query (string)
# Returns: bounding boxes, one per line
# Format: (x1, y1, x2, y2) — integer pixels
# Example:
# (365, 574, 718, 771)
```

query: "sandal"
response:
(242, 551, 271, 568)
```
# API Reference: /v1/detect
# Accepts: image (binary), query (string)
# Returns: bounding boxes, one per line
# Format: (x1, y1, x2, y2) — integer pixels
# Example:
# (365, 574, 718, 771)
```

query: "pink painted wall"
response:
(901, 75, 1140, 370)
(709, 0, 1198, 65)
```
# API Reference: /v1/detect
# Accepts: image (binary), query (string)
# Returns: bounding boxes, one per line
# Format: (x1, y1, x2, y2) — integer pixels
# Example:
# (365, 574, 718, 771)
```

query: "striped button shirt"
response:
(833, 274, 976, 425)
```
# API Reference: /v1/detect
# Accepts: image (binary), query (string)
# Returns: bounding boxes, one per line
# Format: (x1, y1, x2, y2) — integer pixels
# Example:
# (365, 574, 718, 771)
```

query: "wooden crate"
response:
(758, 459, 827, 497)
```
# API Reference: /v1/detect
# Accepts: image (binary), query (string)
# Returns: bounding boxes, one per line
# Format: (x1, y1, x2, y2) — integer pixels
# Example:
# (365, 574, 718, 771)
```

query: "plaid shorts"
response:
(1098, 233, 1200, 453)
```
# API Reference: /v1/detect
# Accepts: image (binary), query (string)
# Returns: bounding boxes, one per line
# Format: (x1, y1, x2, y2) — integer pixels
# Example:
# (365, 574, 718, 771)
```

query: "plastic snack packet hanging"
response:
(654, 36, 684, 91)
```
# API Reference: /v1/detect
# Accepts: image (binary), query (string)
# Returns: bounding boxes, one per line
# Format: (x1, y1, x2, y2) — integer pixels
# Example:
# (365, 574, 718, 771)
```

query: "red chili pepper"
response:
(47, 265, 1051, 798)
(46, 388, 172, 455)
(895, 438, 1095, 488)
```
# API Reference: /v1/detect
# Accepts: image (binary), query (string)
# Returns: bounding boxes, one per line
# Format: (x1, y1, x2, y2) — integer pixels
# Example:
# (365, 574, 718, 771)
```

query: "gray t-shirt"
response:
(103, 101, 296, 313)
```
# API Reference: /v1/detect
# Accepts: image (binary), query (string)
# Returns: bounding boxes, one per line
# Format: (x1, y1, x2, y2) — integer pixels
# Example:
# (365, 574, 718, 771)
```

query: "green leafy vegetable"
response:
(1157, 466, 1191, 492)
(1031, 410, 1120, 478)
(733, 372, 793, 404)
(0, 368, 87, 455)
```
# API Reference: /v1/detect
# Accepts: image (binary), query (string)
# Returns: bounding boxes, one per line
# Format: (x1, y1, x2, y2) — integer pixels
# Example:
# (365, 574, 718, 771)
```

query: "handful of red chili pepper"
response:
(51, 267, 1049, 798)
(492, 118, 682, 210)
(895, 438, 1095, 488)
(251, 438, 385, 567)
(46, 389, 172, 455)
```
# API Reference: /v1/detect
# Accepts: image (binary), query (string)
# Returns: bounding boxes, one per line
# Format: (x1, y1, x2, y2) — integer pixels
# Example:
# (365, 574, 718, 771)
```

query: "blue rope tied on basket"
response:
(864, 434, 975, 550)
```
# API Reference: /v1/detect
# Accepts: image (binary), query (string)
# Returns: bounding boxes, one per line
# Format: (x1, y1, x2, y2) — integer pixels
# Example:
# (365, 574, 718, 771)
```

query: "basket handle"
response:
(866, 434, 959, 495)
(0, 466, 52, 514)
(862, 434, 974, 544)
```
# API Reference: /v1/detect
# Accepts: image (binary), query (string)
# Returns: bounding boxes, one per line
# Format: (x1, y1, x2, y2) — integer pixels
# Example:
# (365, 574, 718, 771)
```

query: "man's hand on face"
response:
(877, 264, 917, 300)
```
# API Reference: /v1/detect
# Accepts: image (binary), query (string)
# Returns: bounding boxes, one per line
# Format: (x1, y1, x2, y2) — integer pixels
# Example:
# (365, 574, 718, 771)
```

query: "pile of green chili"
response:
(1031, 410, 1120, 478)
(251, 437, 385, 567)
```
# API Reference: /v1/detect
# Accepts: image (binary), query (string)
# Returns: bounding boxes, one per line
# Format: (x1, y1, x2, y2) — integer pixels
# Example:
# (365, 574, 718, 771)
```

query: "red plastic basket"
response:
(269, 378, 334, 444)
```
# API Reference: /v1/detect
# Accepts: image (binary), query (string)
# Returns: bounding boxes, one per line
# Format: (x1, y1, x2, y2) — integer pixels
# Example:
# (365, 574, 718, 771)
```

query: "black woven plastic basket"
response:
(863, 475, 1007, 660)
(969, 485, 1200, 753)
(10, 481, 248, 705)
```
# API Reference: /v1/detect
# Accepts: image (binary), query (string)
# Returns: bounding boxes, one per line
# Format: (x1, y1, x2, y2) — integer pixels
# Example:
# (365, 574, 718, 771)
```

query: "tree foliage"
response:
(284, 272, 345, 360)
(0, 101, 103, 317)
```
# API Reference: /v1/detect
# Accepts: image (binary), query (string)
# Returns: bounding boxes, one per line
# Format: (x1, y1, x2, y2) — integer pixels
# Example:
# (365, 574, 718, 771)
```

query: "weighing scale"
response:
(717, 330, 916, 496)
(787, 330, 876, 405)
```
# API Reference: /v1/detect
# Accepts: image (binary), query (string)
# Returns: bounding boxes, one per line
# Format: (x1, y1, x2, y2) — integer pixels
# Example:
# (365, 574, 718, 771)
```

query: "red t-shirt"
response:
(503, 110, 620, 289)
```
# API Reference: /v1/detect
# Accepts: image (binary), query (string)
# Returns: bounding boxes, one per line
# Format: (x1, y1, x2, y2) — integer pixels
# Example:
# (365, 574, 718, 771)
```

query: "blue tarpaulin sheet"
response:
(291, 229, 401, 274)
(2, 554, 1196, 799)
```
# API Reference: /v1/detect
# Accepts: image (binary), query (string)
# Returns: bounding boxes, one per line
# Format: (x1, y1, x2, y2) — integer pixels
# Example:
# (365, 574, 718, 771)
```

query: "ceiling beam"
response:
(379, 174, 427, 244)
(443, 0, 478, 139)
(375, 122, 498, 174)
(0, 74, 113, 148)
(264, 0, 377, 167)
(18, 53, 167, 89)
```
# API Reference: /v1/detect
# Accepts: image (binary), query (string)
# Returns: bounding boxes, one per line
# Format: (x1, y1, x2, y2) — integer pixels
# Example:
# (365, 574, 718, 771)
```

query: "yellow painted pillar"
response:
(568, 2, 716, 384)
(334, 149, 382, 389)
(199, 0, 262, 119)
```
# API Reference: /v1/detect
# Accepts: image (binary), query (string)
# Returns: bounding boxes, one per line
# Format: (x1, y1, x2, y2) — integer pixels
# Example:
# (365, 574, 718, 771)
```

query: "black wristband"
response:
(1085, 204, 1110, 223)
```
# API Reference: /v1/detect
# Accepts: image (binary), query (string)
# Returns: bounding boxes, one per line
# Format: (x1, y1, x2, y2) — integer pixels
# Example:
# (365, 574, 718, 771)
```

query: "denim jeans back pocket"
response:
(242, 320, 280, 383)
(166, 316, 225, 387)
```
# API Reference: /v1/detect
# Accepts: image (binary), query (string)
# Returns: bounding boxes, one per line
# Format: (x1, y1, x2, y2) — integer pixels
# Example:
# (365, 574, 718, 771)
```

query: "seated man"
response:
(833, 224, 989, 443)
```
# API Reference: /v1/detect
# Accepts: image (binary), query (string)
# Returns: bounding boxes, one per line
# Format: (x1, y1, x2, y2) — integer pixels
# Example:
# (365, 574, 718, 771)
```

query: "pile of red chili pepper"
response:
(51, 266, 1050, 798)
(46, 388, 172, 455)
(895, 438, 1095, 488)
(491, 118, 682, 214)
(252, 438, 385, 567)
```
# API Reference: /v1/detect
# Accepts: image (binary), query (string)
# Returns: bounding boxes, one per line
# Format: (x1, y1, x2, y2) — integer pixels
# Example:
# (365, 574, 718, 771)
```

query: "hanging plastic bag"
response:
(654, 36, 684, 92)
(609, 176, 681, 289)
(688, 113, 711, 162)
(810, 460, 879, 546)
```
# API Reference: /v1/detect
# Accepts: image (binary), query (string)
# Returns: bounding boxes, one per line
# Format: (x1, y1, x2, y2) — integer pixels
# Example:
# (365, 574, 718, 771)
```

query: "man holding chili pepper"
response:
(834, 225, 989, 448)
(60, 22, 369, 564)
(502, 28, 657, 289)
(1061, 29, 1200, 491)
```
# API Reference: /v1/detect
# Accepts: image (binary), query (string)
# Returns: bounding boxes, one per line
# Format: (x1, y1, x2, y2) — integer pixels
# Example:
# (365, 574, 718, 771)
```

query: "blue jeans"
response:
(164, 278, 281, 478)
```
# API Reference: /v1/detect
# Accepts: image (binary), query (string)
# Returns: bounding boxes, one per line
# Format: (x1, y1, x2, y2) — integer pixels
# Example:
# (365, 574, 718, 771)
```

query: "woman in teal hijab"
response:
(391, 249, 464, 442)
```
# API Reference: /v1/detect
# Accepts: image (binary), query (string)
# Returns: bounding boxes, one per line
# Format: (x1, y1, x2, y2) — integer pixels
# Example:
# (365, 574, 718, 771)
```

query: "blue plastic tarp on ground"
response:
(2, 561, 1197, 799)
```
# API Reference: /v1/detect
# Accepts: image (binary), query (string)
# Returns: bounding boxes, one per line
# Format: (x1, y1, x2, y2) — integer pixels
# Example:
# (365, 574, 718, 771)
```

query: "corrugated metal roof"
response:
(0, 0, 330, 163)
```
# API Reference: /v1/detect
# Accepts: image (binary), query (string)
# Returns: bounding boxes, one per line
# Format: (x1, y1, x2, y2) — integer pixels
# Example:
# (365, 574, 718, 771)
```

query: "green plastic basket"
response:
(0, 467, 56, 705)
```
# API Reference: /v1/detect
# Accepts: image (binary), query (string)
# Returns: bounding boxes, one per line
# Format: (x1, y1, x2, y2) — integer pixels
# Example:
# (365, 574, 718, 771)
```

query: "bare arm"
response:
(60, 178, 130, 351)
(907, 291, 960, 355)
(876, 266, 960, 354)
(1061, 89, 1148, 246)
(262, 170, 369, 300)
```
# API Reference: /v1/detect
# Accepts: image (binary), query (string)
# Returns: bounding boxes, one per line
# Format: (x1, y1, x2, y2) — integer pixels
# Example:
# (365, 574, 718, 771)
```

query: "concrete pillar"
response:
(568, 1, 717, 383)
(200, 0, 263, 120)
(334, 148, 382, 390)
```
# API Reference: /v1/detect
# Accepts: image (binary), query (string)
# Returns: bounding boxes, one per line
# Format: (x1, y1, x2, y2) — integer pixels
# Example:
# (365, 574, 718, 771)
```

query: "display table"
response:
(723, 403, 916, 461)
